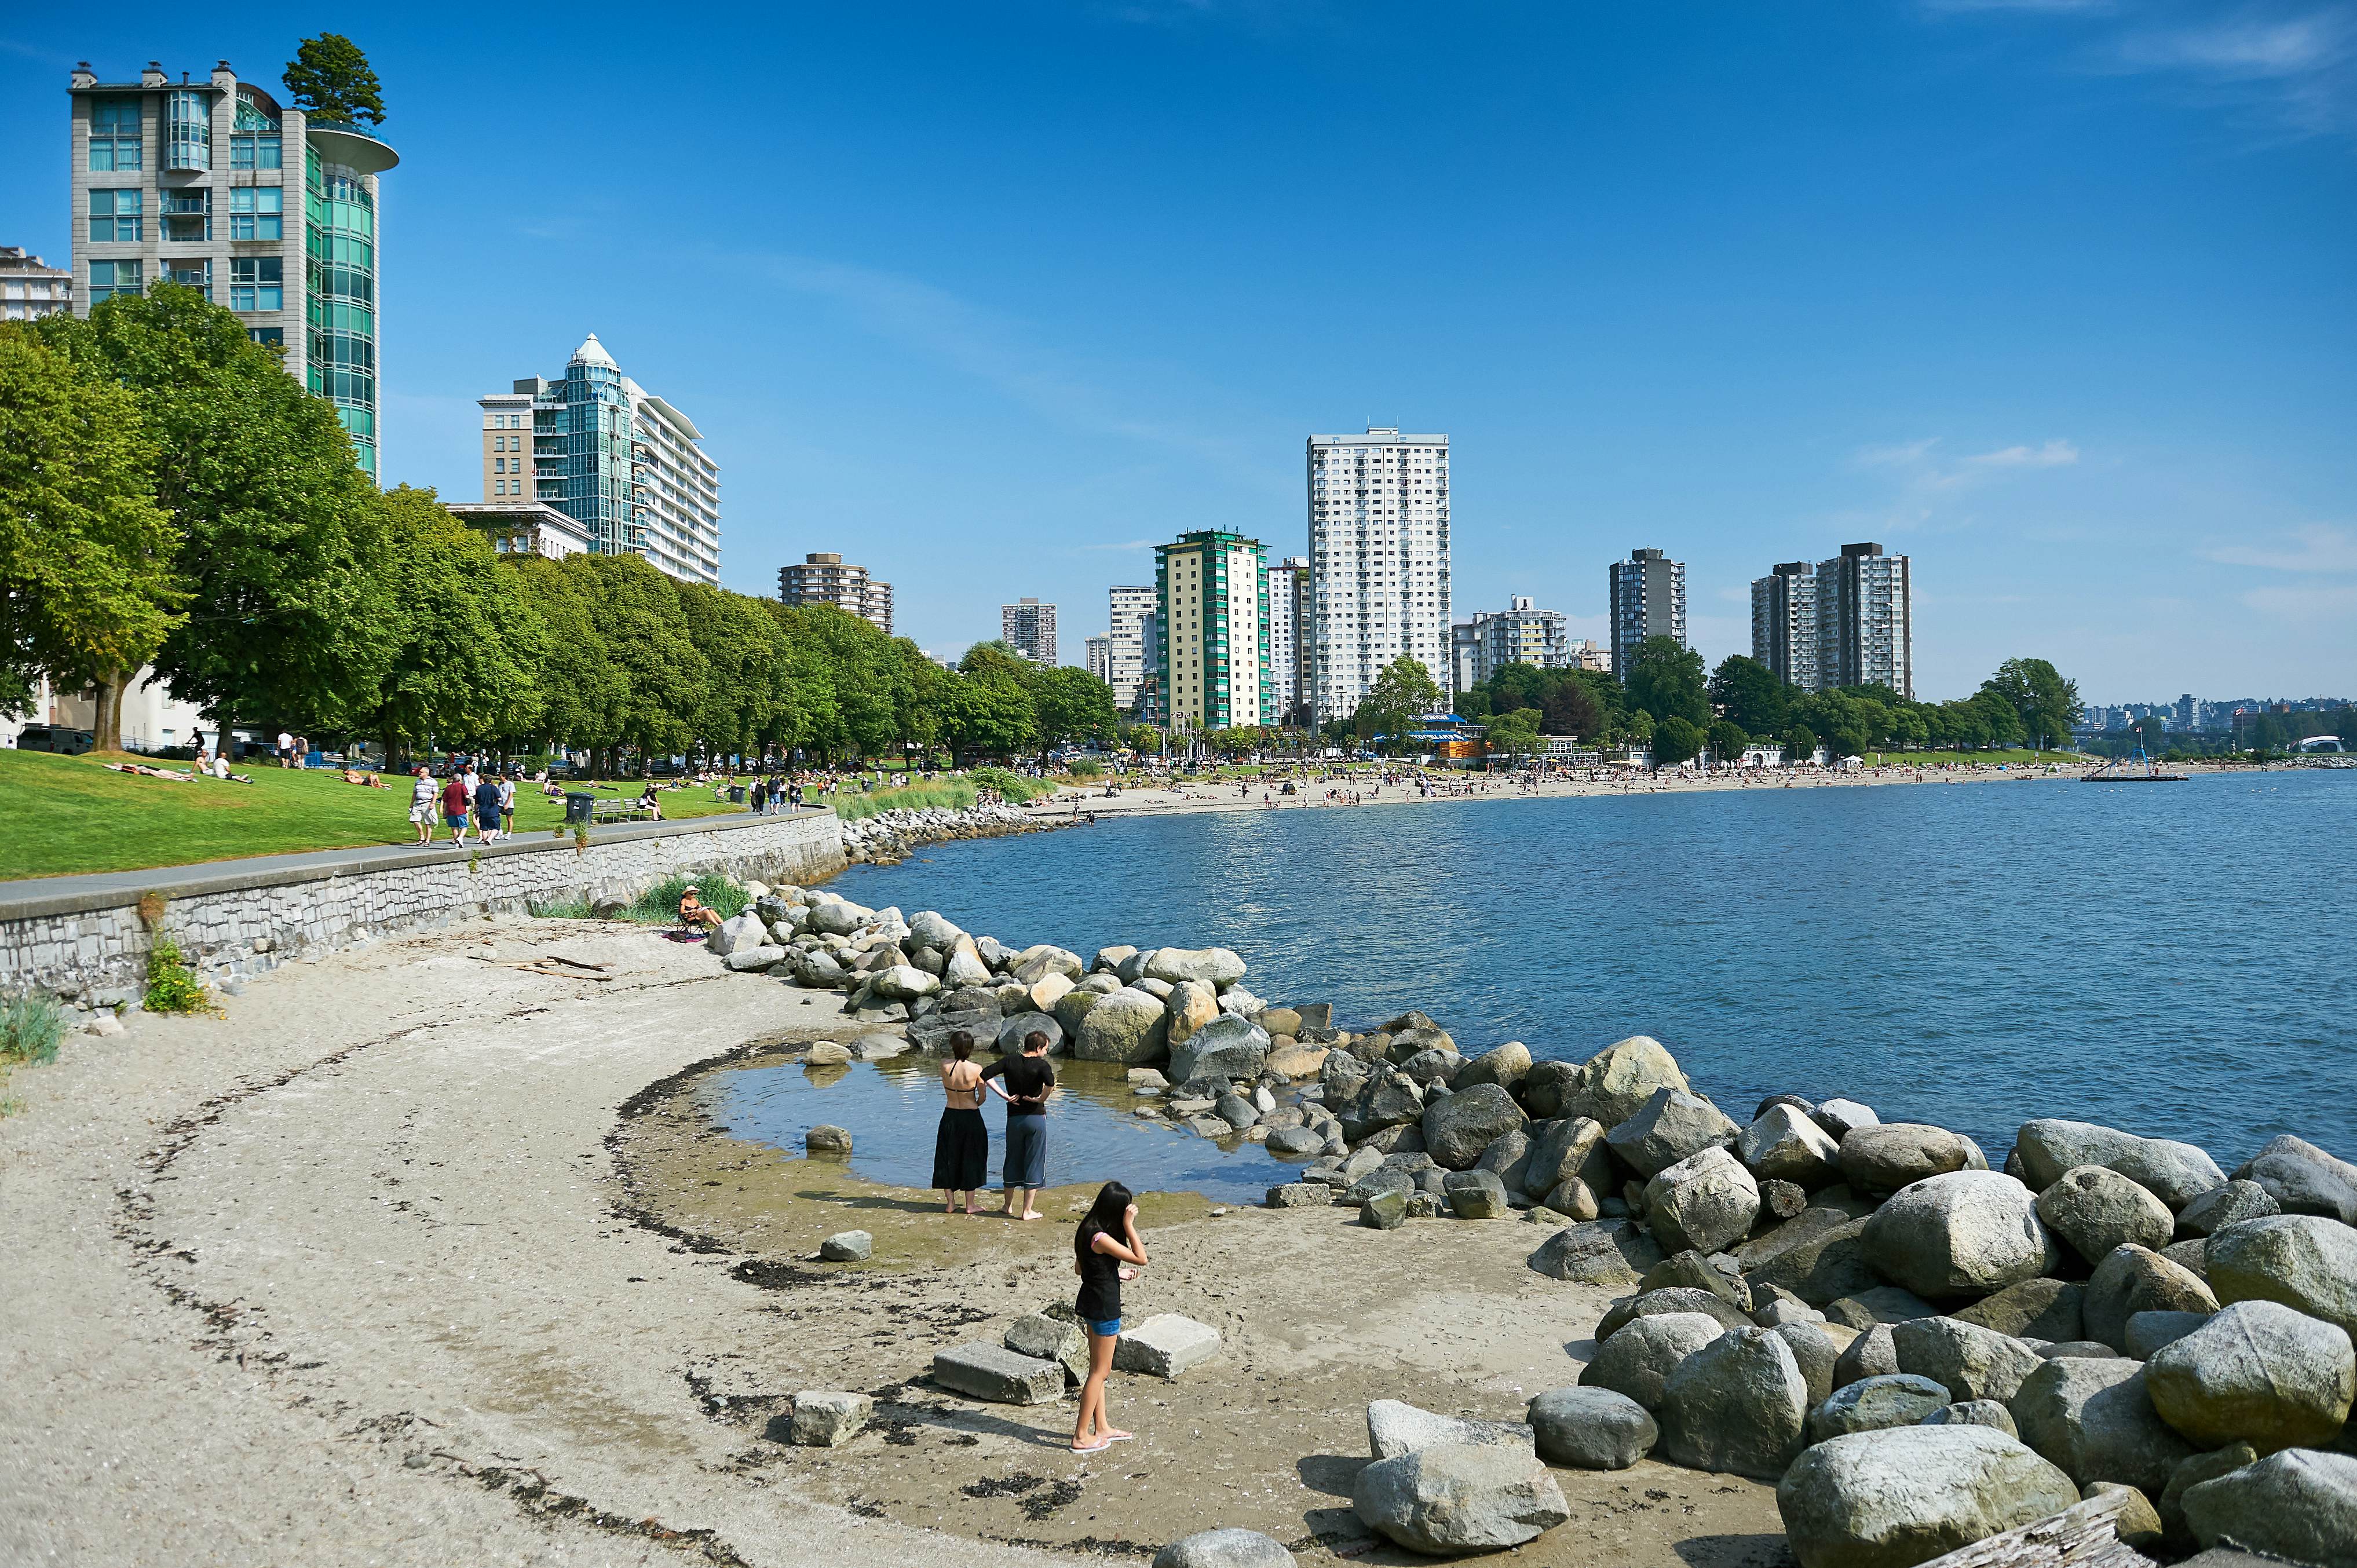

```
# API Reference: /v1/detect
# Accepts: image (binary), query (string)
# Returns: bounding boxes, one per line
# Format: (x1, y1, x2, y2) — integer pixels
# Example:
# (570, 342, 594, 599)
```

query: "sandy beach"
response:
(1, 917, 1782, 1567)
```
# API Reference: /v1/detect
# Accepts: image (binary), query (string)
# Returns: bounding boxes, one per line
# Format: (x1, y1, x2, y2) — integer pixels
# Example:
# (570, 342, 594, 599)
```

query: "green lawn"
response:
(0, 749, 747, 883)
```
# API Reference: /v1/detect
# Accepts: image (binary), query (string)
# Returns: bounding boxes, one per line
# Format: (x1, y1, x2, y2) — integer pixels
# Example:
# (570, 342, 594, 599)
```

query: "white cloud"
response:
(2202, 522, 2357, 573)
(2241, 582, 2357, 617)
(1966, 439, 2081, 469)
(1854, 437, 1942, 468)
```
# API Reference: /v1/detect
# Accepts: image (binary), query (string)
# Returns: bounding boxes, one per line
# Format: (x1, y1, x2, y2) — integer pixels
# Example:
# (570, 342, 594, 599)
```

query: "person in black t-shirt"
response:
(1071, 1180, 1148, 1453)
(981, 1030, 1057, 1219)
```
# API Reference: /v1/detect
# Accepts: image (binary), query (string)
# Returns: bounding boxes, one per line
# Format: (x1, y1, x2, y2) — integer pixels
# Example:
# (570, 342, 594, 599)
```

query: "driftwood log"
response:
(1917, 1492, 2157, 1568)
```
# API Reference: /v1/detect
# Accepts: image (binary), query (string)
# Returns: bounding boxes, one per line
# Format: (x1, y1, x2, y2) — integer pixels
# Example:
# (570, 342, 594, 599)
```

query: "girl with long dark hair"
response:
(931, 1032, 989, 1215)
(1070, 1180, 1148, 1453)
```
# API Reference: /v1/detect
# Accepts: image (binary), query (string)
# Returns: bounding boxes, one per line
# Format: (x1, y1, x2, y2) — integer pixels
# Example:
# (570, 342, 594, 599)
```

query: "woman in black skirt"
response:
(932, 1032, 989, 1215)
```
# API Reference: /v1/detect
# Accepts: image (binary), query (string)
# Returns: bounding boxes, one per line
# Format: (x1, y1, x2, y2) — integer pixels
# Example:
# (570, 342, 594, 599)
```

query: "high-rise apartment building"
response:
(1608, 549, 1687, 677)
(1083, 636, 1112, 686)
(483, 334, 720, 586)
(1751, 561, 1819, 691)
(779, 552, 893, 634)
(1308, 427, 1451, 722)
(1, 247, 72, 320)
(68, 59, 397, 474)
(1453, 597, 1573, 691)
(1002, 598, 1057, 665)
(1815, 543, 1912, 699)
(1266, 557, 1309, 728)
(1157, 531, 1271, 731)
(1105, 584, 1156, 712)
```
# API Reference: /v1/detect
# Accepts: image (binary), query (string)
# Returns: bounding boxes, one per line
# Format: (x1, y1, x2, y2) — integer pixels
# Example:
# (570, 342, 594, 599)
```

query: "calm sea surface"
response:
(817, 771, 2354, 1167)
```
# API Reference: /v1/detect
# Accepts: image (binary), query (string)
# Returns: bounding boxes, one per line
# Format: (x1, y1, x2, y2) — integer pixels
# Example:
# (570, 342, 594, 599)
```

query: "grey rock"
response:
(1606, 1086, 1741, 1178)
(1170, 1014, 1272, 1084)
(725, 944, 788, 972)
(1516, 1058, 1584, 1120)
(1954, 1278, 2087, 1344)
(1559, 1035, 1692, 1128)
(1862, 1171, 2056, 1300)
(1361, 1187, 1408, 1230)
(1659, 1326, 1811, 1480)
(1336, 1068, 1424, 1145)
(1351, 1442, 1570, 1555)
(1090, 943, 1137, 976)
(1775, 1320, 1841, 1406)
(1073, 986, 1171, 1064)
(2158, 1442, 2257, 1550)
(2181, 1448, 2357, 1568)
(1267, 1125, 1324, 1157)
(804, 1040, 854, 1066)
(1581, 1311, 1730, 1410)
(1826, 1286, 1940, 1329)
(806, 1124, 853, 1157)
(1265, 1181, 1327, 1208)
(1840, 1124, 1978, 1198)
(819, 1230, 873, 1262)
(1893, 1316, 2046, 1403)
(2016, 1119, 2226, 1212)
(871, 963, 940, 1002)
(1214, 1092, 1258, 1131)
(1456, 1040, 1532, 1093)
(2235, 1134, 2357, 1227)
(790, 1390, 874, 1446)
(2145, 1299, 2355, 1453)
(1598, 1287, 1755, 1340)
(1834, 1324, 1901, 1388)
(2037, 1165, 2177, 1266)
(996, 1011, 1064, 1056)
(1405, 1191, 1445, 1219)
(2176, 1179, 2282, 1239)
(1923, 1399, 2019, 1438)
(2041, 1342, 2122, 1360)
(1752, 1217, 1881, 1308)
(1645, 1249, 1753, 1311)
(1346, 1167, 1415, 1206)
(1006, 1313, 1088, 1384)
(1422, 1083, 1528, 1170)
(1528, 1219, 1665, 1285)
(1777, 1425, 2081, 1568)
(1444, 1169, 1510, 1219)
(1810, 1373, 1953, 1442)
(1113, 1313, 1222, 1378)
(2123, 1311, 2212, 1360)
(1761, 1293, 1832, 1329)
(1814, 1098, 1881, 1141)
(1528, 1386, 1657, 1470)
(1365, 1398, 1536, 1460)
(2086, 1244, 2220, 1352)
(1646, 1145, 1762, 1255)
(1742, 1104, 1846, 1190)
(933, 1340, 1064, 1403)
(706, 909, 763, 958)
(1525, 1116, 1614, 1198)
(1473, 1127, 1534, 1197)
(2205, 1213, 2357, 1340)
(1151, 1528, 1295, 1568)
(1143, 946, 1246, 988)
(2012, 1354, 2197, 1494)
(1763, 1178, 1811, 1222)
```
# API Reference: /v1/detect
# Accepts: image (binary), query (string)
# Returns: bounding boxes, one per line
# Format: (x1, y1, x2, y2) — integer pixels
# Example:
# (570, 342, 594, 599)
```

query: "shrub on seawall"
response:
(143, 936, 214, 1015)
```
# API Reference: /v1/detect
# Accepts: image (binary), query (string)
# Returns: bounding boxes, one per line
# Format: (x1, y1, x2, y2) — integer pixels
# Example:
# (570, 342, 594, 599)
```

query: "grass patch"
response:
(0, 749, 746, 883)
(831, 781, 980, 822)
(2, 994, 64, 1068)
(541, 871, 754, 924)
(968, 767, 1058, 804)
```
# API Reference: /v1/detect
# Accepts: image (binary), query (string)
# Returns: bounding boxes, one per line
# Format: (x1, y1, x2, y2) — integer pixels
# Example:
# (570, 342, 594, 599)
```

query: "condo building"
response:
(1266, 557, 1309, 728)
(1816, 543, 1912, 699)
(1751, 561, 1820, 691)
(1308, 427, 1452, 722)
(1002, 598, 1058, 666)
(481, 334, 720, 586)
(1157, 531, 1271, 731)
(1, 247, 71, 320)
(1083, 636, 1112, 686)
(1608, 548, 1687, 676)
(1453, 597, 1574, 690)
(68, 59, 397, 475)
(1105, 584, 1156, 712)
(778, 552, 893, 635)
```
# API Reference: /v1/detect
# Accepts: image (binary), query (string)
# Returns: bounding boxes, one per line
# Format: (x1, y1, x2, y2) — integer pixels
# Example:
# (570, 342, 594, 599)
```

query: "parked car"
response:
(13, 725, 96, 755)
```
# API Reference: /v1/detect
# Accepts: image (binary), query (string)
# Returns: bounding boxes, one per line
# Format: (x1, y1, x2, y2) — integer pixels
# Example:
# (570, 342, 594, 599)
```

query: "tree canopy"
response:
(283, 34, 386, 128)
(1356, 656, 1445, 753)
(1624, 636, 1709, 727)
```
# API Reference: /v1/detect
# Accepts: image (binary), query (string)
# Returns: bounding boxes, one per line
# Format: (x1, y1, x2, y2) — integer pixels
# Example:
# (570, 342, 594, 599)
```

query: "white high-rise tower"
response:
(1307, 427, 1451, 723)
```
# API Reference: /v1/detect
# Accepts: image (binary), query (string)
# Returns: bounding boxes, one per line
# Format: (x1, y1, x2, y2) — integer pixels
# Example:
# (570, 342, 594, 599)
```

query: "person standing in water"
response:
(981, 1029, 1056, 1219)
(931, 1032, 989, 1216)
(1071, 1180, 1147, 1453)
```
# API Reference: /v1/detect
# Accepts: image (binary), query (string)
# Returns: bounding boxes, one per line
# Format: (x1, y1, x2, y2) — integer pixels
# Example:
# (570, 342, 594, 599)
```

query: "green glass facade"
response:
(304, 147, 378, 474)
(542, 359, 637, 556)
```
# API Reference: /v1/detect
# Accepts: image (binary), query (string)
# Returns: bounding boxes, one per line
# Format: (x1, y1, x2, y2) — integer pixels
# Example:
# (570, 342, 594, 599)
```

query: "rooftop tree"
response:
(284, 34, 386, 128)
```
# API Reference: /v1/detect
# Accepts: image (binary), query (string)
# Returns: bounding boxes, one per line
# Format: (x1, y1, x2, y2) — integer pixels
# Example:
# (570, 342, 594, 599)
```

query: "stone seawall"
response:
(0, 810, 846, 1007)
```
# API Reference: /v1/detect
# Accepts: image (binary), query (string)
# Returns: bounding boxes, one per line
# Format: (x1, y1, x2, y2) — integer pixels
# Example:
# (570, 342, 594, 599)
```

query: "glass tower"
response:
(304, 145, 379, 473)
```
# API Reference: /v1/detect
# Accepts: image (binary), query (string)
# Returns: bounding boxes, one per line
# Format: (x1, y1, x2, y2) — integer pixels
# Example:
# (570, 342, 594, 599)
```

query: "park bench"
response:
(589, 799, 655, 825)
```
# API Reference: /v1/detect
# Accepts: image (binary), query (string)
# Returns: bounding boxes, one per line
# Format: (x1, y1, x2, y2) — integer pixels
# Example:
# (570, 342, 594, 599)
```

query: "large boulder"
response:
(1474, 1128, 1535, 1198)
(1606, 1087, 1741, 1178)
(1456, 1040, 1532, 1093)
(1443, 1169, 1511, 1220)
(1164, 979, 1219, 1047)
(2011, 1355, 2197, 1495)
(1775, 1320, 1840, 1406)
(1516, 1059, 1583, 1120)
(1559, 1035, 1691, 1128)
(1150, 1529, 1296, 1568)
(1835, 1324, 1901, 1388)
(1892, 1317, 2045, 1404)
(1073, 987, 1171, 1064)
(1169, 1015, 1271, 1084)
(1658, 1327, 1812, 1481)
(2181, 1448, 2357, 1568)
(707, 909, 765, 958)
(2174, 1179, 2281, 1238)
(1529, 1219, 1665, 1285)
(1862, 1172, 2056, 1300)
(941, 938, 992, 988)
(1529, 1386, 1656, 1470)
(2144, 1299, 2355, 1453)
(2015, 1119, 2227, 1212)
(2205, 1213, 2357, 1340)
(1923, 1400, 2018, 1438)
(996, 1011, 1063, 1055)
(1808, 1374, 1953, 1442)
(2036, 1165, 2176, 1266)
(1953, 1278, 2086, 1344)
(1525, 1116, 1614, 1197)
(1143, 946, 1246, 988)
(2085, 1244, 2219, 1352)
(2235, 1133, 2357, 1226)
(1752, 1218, 1881, 1307)
(1598, 1288, 1754, 1340)
(1579, 1311, 1729, 1410)
(1422, 1083, 1527, 1171)
(789, 1390, 875, 1447)
(1351, 1442, 1570, 1555)
(1365, 1398, 1534, 1460)
(1741, 1105, 1845, 1190)
(1645, 1146, 1762, 1255)
(1777, 1426, 2081, 1568)
(1840, 1124, 1978, 1198)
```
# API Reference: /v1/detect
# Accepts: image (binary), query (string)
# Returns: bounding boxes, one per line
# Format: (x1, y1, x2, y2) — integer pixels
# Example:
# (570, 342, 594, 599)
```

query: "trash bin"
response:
(728, 785, 746, 804)
(564, 791, 595, 825)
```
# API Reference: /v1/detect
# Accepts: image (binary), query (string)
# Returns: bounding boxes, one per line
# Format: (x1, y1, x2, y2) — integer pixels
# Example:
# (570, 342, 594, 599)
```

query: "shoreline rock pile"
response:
(701, 887, 2356, 1568)
(836, 801, 1056, 866)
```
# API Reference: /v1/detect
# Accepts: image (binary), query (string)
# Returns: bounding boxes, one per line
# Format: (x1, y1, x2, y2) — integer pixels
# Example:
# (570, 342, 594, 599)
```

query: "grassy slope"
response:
(0, 750, 743, 883)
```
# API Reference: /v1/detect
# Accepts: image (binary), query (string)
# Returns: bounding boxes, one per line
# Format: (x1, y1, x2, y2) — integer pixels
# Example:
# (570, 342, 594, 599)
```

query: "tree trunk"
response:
(93, 670, 127, 752)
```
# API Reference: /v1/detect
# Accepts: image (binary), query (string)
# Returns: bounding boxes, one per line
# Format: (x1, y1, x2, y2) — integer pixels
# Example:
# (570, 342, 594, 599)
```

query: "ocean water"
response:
(823, 770, 2356, 1168)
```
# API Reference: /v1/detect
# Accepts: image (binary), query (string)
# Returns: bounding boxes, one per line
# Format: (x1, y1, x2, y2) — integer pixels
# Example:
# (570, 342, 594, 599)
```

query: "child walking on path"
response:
(1070, 1182, 1146, 1454)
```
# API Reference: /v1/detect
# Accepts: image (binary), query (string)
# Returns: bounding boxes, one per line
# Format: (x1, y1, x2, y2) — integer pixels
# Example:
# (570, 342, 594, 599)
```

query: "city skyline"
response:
(4, 10, 2349, 700)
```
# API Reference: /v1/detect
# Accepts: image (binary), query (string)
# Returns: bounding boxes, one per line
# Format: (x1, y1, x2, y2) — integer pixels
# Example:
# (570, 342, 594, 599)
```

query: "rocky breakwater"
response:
(836, 800, 1056, 866)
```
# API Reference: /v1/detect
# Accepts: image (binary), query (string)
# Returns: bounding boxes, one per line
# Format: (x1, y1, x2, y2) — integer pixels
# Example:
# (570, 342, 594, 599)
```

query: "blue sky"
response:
(5, 2, 2352, 701)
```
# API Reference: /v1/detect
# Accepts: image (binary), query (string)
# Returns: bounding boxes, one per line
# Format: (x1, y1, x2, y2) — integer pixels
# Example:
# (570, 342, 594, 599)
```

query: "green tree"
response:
(1783, 722, 1818, 763)
(1541, 677, 1602, 740)
(1033, 665, 1121, 754)
(0, 326, 184, 746)
(1706, 655, 1786, 739)
(1485, 707, 1543, 764)
(1357, 656, 1444, 754)
(1706, 718, 1749, 766)
(1653, 715, 1705, 766)
(1979, 657, 2080, 751)
(283, 34, 387, 128)
(574, 553, 704, 772)
(361, 487, 546, 756)
(1624, 636, 1709, 726)
(507, 553, 624, 762)
(943, 665, 1036, 763)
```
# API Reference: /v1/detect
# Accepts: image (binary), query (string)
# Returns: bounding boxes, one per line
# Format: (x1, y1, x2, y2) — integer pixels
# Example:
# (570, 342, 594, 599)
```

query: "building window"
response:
(249, 327, 284, 348)
(163, 258, 211, 299)
(229, 186, 283, 240)
(87, 188, 143, 242)
(162, 188, 211, 242)
(87, 97, 144, 171)
(165, 90, 211, 171)
(229, 257, 282, 311)
(87, 259, 143, 303)
(231, 90, 282, 170)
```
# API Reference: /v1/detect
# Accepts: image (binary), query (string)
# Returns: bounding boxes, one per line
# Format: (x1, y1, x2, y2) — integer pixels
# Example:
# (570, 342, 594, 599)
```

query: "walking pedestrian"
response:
(499, 771, 518, 837)
(439, 770, 472, 845)
(474, 770, 505, 844)
(408, 765, 436, 845)
(1070, 1182, 1147, 1453)
(276, 728, 294, 768)
(932, 1032, 989, 1216)
(982, 1029, 1056, 1219)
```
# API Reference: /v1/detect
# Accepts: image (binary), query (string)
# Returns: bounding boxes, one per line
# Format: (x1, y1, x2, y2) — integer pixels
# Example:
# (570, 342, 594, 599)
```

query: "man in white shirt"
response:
(277, 730, 294, 768)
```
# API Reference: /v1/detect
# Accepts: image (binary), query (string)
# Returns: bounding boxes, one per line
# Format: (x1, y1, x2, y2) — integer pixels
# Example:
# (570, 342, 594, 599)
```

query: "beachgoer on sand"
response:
(932, 1032, 989, 1216)
(1071, 1181, 1147, 1453)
